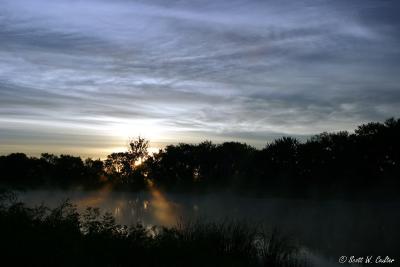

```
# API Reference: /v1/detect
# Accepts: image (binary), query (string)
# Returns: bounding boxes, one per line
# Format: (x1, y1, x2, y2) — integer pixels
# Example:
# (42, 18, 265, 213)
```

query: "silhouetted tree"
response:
(1, 119, 399, 198)
(103, 137, 150, 189)
(128, 136, 149, 164)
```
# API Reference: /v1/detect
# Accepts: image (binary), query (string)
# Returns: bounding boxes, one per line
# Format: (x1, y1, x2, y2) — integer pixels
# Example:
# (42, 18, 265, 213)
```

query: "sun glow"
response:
(101, 119, 165, 157)
(108, 119, 165, 140)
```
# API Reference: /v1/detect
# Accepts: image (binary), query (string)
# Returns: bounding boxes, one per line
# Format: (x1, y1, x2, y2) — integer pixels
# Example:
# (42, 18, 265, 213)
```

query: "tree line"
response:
(1, 118, 399, 198)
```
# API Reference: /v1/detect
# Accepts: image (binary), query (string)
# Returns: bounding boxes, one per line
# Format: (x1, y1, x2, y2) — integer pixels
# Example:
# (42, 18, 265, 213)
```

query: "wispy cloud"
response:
(1, 0, 399, 157)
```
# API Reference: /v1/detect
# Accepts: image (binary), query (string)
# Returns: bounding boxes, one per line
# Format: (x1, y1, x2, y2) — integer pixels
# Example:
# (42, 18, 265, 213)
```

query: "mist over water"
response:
(17, 189, 400, 266)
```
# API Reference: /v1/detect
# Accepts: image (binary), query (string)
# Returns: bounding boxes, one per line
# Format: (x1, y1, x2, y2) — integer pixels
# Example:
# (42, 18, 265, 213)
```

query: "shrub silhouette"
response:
(0, 192, 308, 267)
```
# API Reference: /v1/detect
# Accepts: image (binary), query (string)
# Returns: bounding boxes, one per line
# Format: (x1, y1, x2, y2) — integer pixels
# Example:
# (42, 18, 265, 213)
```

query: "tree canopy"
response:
(1, 118, 399, 199)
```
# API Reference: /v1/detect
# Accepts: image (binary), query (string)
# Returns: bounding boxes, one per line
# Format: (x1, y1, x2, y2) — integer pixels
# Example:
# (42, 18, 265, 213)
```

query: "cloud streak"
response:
(1, 0, 399, 157)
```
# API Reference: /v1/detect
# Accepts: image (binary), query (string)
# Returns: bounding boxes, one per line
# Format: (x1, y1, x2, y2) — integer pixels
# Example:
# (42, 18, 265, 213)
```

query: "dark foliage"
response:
(0, 153, 105, 189)
(0, 193, 307, 267)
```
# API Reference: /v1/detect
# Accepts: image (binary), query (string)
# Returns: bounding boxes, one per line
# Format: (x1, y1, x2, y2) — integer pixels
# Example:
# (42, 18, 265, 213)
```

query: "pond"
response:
(18, 187, 400, 267)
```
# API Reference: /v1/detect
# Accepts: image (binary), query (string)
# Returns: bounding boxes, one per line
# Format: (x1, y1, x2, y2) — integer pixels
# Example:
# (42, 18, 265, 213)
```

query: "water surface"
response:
(18, 188, 400, 266)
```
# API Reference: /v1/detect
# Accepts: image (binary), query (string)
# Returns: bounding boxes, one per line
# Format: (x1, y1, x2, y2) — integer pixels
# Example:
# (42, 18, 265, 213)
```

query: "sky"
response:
(1, 0, 400, 158)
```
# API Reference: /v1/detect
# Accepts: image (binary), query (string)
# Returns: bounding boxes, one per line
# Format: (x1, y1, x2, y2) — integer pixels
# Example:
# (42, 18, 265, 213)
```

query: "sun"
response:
(103, 118, 165, 156)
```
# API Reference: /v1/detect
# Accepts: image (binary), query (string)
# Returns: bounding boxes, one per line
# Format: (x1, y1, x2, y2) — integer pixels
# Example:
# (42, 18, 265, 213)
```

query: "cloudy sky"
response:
(1, 0, 399, 158)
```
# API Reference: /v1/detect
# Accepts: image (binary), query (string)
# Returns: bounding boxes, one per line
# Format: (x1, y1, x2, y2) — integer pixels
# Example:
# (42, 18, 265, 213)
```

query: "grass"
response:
(0, 191, 308, 267)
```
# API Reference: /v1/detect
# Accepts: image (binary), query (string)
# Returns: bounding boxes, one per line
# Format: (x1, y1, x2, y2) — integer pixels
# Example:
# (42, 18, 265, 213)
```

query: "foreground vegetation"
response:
(1, 118, 399, 198)
(0, 191, 307, 267)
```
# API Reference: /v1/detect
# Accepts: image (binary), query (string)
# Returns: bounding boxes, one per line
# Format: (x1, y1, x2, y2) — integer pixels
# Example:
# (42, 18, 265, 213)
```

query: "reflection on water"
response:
(75, 183, 113, 208)
(146, 180, 180, 226)
(27, 183, 181, 227)
(18, 189, 400, 267)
